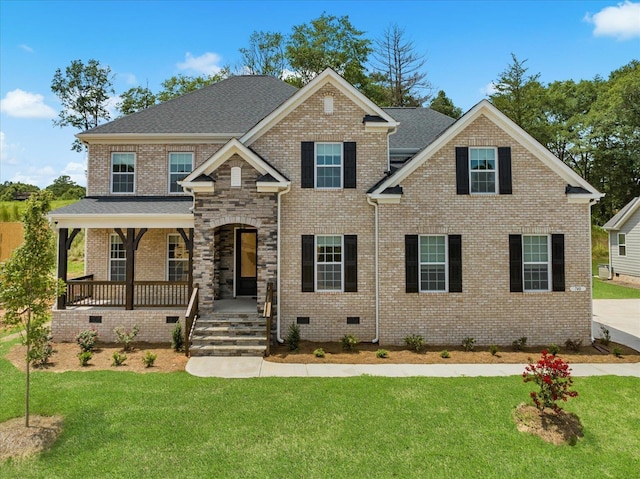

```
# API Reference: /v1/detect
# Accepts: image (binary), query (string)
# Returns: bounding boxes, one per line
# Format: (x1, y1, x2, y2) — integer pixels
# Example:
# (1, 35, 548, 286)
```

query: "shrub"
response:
(313, 348, 325, 358)
(461, 337, 475, 352)
(404, 334, 425, 353)
(548, 344, 560, 356)
(564, 338, 582, 352)
(523, 350, 578, 413)
(171, 323, 184, 352)
(512, 337, 527, 351)
(489, 345, 499, 356)
(78, 351, 92, 367)
(76, 329, 98, 352)
(112, 351, 127, 366)
(440, 350, 450, 359)
(599, 326, 611, 346)
(286, 324, 300, 351)
(613, 347, 623, 358)
(114, 325, 139, 352)
(28, 326, 55, 368)
(142, 351, 157, 368)
(376, 349, 389, 359)
(341, 334, 358, 352)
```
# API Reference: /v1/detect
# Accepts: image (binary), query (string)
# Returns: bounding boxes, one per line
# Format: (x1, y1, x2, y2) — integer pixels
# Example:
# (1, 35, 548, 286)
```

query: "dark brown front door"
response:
(236, 229, 257, 296)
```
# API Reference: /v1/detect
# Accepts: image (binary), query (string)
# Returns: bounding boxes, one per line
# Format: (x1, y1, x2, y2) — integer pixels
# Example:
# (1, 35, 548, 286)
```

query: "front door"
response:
(235, 229, 257, 296)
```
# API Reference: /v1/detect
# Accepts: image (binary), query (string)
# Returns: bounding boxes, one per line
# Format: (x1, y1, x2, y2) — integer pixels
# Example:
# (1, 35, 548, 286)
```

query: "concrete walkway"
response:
(186, 356, 640, 379)
(592, 299, 640, 351)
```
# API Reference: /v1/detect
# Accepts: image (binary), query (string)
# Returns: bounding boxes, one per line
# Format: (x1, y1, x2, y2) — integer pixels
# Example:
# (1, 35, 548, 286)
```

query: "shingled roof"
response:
(81, 76, 299, 136)
(383, 107, 456, 151)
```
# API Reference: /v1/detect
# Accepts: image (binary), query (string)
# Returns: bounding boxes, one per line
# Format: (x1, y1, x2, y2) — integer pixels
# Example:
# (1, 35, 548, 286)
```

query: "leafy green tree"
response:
(117, 85, 157, 116)
(240, 31, 287, 77)
(489, 53, 548, 143)
(51, 59, 115, 151)
(286, 13, 371, 88)
(429, 90, 463, 119)
(156, 70, 229, 102)
(371, 23, 432, 106)
(0, 191, 65, 426)
(45, 175, 86, 200)
(0, 181, 40, 201)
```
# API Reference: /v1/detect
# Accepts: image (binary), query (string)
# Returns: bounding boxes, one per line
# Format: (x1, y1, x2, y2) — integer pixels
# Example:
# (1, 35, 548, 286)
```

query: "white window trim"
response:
(230, 166, 242, 188)
(315, 142, 343, 190)
(168, 152, 194, 194)
(418, 234, 448, 293)
(315, 235, 344, 292)
(167, 233, 188, 282)
(523, 235, 551, 292)
(618, 233, 626, 257)
(469, 146, 498, 195)
(109, 233, 126, 281)
(111, 152, 136, 194)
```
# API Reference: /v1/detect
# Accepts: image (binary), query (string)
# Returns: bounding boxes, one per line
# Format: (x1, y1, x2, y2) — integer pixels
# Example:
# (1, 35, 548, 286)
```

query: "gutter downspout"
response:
(367, 196, 379, 344)
(276, 184, 292, 343)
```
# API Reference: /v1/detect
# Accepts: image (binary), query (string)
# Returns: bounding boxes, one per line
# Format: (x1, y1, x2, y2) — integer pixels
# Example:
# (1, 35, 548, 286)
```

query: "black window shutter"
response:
(344, 235, 357, 292)
(498, 147, 512, 195)
(405, 235, 419, 293)
(456, 147, 469, 195)
(301, 142, 314, 188)
(448, 235, 462, 293)
(343, 142, 356, 189)
(552, 234, 565, 292)
(509, 234, 523, 292)
(302, 235, 315, 292)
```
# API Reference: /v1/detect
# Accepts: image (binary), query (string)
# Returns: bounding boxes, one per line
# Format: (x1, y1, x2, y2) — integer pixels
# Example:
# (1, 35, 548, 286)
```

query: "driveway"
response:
(592, 299, 640, 352)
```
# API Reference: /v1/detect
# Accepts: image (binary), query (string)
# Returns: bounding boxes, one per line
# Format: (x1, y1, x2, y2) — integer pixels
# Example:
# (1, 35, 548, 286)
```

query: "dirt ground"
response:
(513, 403, 584, 445)
(266, 340, 640, 364)
(0, 415, 63, 463)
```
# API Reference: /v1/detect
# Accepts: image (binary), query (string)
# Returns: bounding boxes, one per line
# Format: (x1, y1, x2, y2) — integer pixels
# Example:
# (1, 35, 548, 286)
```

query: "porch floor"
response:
(213, 298, 258, 313)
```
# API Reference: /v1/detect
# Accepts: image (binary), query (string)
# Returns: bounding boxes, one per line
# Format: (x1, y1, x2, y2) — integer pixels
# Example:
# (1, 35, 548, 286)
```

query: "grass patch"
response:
(0, 341, 638, 478)
(593, 278, 640, 299)
(0, 200, 78, 222)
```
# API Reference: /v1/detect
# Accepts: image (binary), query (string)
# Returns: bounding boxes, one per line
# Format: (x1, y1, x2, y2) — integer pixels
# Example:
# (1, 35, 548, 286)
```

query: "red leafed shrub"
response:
(523, 350, 578, 413)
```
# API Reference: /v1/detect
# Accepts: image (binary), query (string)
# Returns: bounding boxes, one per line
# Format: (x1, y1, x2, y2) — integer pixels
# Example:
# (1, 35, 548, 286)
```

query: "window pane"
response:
(316, 143, 342, 188)
(469, 148, 496, 193)
(524, 265, 549, 291)
(523, 236, 548, 262)
(316, 235, 342, 290)
(169, 152, 193, 193)
(420, 265, 446, 291)
(112, 153, 135, 193)
(110, 235, 126, 281)
(420, 236, 445, 263)
(419, 235, 446, 292)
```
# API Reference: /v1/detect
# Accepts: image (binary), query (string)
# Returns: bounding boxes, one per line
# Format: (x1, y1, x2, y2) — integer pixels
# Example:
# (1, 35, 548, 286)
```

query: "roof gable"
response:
(603, 197, 640, 230)
(180, 138, 289, 193)
(369, 100, 602, 201)
(240, 68, 398, 146)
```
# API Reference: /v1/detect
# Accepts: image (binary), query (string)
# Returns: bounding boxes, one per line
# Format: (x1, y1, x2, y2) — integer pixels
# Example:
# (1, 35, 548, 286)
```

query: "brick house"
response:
(49, 69, 602, 355)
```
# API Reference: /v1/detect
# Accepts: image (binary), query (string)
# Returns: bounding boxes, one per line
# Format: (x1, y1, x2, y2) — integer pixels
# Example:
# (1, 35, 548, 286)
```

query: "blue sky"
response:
(1, 0, 639, 188)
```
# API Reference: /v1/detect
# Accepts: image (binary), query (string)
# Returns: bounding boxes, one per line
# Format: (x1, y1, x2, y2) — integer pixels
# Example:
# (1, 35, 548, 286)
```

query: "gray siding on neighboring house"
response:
(610, 205, 640, 278)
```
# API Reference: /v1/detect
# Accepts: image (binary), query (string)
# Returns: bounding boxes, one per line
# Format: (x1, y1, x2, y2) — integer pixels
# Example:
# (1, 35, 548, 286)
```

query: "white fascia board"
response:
(179, 182, 215, 194)
(241, 68, 398, 146)
(367, 194, 402, 204)
(567, 195, 600, 204)
(50, 214, 194, 230)
(257, 181, 290, 193)
(76, 133, 235, 144)
(370, 100, 602, 198)
(364, 122, 394, 133)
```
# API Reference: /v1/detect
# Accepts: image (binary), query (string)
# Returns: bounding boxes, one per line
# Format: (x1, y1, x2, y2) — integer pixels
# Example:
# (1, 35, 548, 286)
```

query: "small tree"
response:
(523, 350, 578, 413)
(0, 191, 65, 426)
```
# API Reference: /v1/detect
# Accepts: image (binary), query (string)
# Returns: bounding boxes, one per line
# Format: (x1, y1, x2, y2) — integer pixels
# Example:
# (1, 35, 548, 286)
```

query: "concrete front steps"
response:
(190, 313, 267, 357)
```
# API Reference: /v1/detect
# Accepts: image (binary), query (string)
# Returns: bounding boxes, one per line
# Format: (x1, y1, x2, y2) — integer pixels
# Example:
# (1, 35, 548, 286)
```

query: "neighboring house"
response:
(603, 197, 640, 281)
(49, 69, 602, 355)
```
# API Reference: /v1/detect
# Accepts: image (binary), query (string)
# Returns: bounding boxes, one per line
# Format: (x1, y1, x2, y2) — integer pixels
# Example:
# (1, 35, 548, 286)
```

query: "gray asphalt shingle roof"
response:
(50, 196, 193, 216)
(383, 107, 456, 151)
(83, 76, 299, 135)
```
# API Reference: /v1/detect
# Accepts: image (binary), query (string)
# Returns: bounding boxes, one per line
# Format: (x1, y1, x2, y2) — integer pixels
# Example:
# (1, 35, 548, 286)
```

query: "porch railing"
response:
(65, 278, 190, 308)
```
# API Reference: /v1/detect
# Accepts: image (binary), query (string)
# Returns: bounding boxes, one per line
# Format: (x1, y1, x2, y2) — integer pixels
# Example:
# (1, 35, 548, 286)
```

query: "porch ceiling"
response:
(49, 196, 195, 229)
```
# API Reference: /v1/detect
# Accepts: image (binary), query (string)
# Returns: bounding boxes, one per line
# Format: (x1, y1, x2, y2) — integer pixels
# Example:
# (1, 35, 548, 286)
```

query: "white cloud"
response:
(0, 131, 19, 166)
(11, 166, 57, 187)
(61, 161, 87, 187)
(177, 52, 223, 75)
(19, 44, 34, 53)
(585, 1, 640, 40)
(480, 82, 497, 96)
(122, 73, 138, 85)
(0, 89, 56, 119)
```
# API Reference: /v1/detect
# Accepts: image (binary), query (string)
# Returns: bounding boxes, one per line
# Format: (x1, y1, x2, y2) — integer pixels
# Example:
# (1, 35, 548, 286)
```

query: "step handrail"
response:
(185, 285, 199, 357)
(263, 282, 274, 356)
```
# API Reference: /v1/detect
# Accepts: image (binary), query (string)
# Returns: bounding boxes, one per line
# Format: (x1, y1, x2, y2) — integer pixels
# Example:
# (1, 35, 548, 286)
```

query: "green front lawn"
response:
(593, 277, 640, 299)
(0, 341, 638, 478)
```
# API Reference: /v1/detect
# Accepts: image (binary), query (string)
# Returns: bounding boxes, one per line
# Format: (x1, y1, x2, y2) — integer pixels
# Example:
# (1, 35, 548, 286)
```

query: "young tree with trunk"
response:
(371, 23, 432, 106)
(0, 192, 65, 426)
(51, 59, 115, 151)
